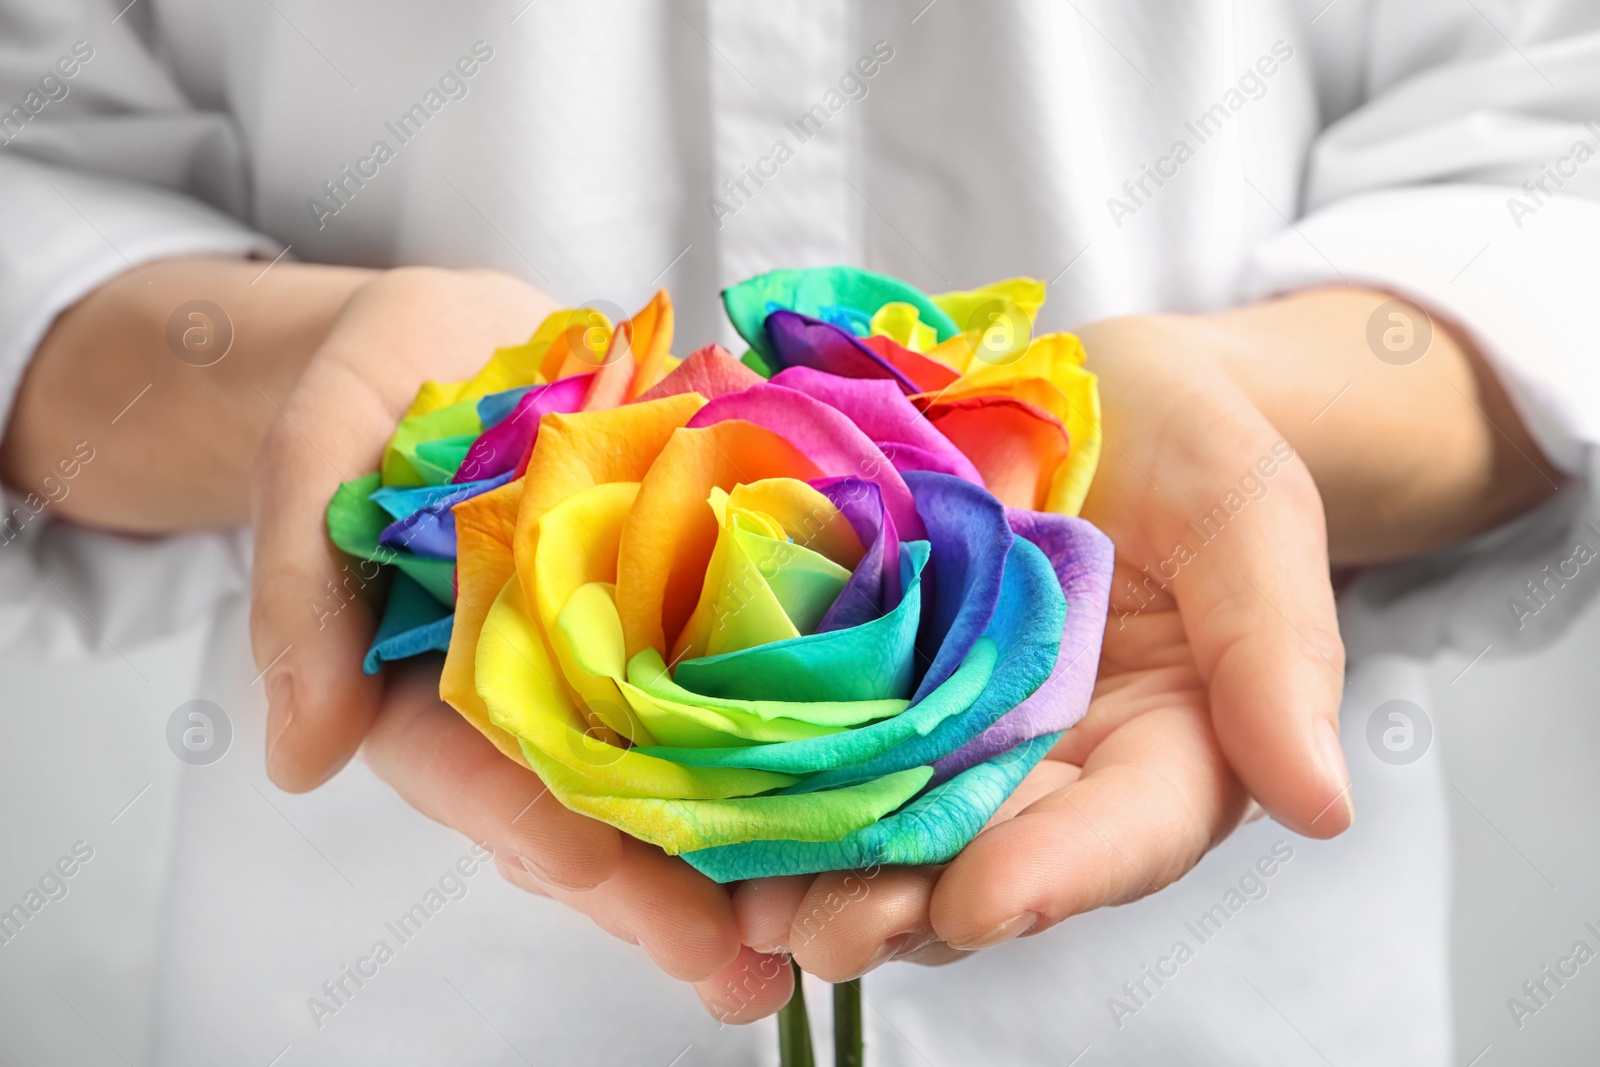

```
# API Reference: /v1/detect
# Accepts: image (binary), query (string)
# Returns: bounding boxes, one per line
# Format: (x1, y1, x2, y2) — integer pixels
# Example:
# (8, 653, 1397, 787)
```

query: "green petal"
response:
(723, 267, 960, 363)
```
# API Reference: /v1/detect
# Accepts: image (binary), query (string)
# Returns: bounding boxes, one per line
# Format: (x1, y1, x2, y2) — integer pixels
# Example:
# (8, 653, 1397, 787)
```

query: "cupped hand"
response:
(729, 312, 1353, 991)
(248, 267, 780, 1004)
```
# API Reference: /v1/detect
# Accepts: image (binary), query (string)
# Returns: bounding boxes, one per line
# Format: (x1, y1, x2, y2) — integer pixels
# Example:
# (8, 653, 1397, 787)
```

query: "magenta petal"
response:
(931, 508, 1114, 781)
(686, 382, 926, 540)
(764, 310, 920, 394)
(770, 366, 984, 485)
(450, 373, 593, 484)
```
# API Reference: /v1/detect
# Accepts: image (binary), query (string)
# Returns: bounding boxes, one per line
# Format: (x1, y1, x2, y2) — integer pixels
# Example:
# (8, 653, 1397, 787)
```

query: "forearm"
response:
(0, 256, 373, 533)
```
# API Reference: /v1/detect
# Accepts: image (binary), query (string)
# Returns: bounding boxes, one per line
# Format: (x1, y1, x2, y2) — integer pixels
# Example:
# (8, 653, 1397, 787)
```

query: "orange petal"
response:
(513, 393, 707, 610)
(616, 420, 823, 659)
(545, 308, 614, 380)
(924, 395, 1069, 511)
(626, 289, 675, 399)
(583, 321, 637, 411)
(441, 477, 531, 766)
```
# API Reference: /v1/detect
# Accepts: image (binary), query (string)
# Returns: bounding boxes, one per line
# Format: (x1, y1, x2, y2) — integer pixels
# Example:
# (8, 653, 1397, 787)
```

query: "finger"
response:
(732, 875, 814, 954)
(498, 835, 743, 984)
(369, 668, 744, 982)
(694, 946, 796, 1023)
(930, 700, 1248, 950)
(756, 765, 1085, 979)
(1163, 419, 1352, 836)
(788, 867, 940, 983)
(249, 268, 553, 790)
(754, 761, 1083, 979)
(364, 661, 620, 891)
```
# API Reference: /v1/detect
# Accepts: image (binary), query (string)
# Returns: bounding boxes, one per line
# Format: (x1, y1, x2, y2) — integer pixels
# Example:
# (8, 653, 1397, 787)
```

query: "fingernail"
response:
(751, 941, 790, 956)
(518, 852, 590, 892)
(949, 912, 1038, 951)
(1312, 719, 1355, 830)
(853, 931, 913, 978)
(264, 671, 295, 784)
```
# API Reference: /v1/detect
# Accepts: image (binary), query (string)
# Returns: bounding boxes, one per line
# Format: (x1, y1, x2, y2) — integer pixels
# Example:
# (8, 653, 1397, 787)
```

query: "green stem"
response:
(833, 978, 863, 1067)
(778, 960, 816, 1067)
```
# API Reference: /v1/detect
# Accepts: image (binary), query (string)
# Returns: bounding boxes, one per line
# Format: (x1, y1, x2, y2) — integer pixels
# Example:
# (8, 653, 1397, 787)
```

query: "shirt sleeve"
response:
(0, 5, 275, 658)
(1240, 1, 1600, 475)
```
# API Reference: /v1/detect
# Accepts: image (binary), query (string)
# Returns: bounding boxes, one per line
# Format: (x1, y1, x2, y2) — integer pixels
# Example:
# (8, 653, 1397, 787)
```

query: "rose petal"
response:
(625, 289, 675, 399)
(616, 418, 823, 658)
(722, 265, 959, 364)
(813, 478, 900, 630)
(451, 372, 592, 484)
(764, 310, 919, 394)
(923, 394, 1069, 511)
(636, 343, 764, 402)
(680, 733, 1057, 882)
(671, 541, 929, 704)
(902, 471, 1014, 703)
(375, 470, 515, 559)
(788, 530, 1063, 794)
(931, 508, 1114, 779)
(861, 333, 961, 391)
(687, 382, 925, 540)
(769, 366, 983, 484)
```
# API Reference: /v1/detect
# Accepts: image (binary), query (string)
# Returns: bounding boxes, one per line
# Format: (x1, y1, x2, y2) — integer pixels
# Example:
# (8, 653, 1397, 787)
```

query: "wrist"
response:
(1199, 287, 1562, 563)
(1, 256, 373, 532)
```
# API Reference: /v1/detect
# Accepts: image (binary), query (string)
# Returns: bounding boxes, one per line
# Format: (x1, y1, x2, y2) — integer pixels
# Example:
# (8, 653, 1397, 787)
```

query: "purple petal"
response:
(377, 470, 515, 560)
(814, 477, 901, 631)
(902, 471, 1014, 703)
(931, 509, 1114, 780)
(764, 310, 919, 394)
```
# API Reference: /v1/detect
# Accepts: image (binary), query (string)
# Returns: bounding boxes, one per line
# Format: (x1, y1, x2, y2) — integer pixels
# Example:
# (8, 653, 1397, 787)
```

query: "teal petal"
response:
(723, 267, 959, 364)
(672, 541, 929, 704)
(363, 572, 453, 675)
(681, 732, 1059, 882)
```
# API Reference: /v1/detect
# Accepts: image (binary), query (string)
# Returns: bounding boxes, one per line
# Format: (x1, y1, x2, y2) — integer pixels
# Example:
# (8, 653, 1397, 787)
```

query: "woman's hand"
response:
(723, 311, 1345, 993)
(248, 266, 774, 1000)
(723, 287, 1562, 1000)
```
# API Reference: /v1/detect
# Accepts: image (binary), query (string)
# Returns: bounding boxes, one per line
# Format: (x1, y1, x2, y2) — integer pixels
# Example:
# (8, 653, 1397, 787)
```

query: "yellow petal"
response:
(513, 393, 707, 613)
(535, 481, 654, 743)
(868, 301, 938, 353)
(475, 574, 798, 801)
(441, 477, 531, 767)
(616, 421, 823, 660)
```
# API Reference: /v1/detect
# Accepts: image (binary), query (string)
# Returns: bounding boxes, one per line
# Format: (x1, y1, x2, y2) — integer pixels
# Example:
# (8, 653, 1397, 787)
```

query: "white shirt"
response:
(3, 1, 1599, 1063)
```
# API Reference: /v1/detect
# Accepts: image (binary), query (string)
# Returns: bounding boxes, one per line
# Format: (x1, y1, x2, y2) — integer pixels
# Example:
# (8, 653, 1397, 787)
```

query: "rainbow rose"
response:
(326, 266, 1113, 881)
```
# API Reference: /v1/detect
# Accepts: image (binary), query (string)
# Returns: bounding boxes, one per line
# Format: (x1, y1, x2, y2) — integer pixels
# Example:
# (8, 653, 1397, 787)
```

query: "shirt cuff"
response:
(1238, 184, 1600, 476)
